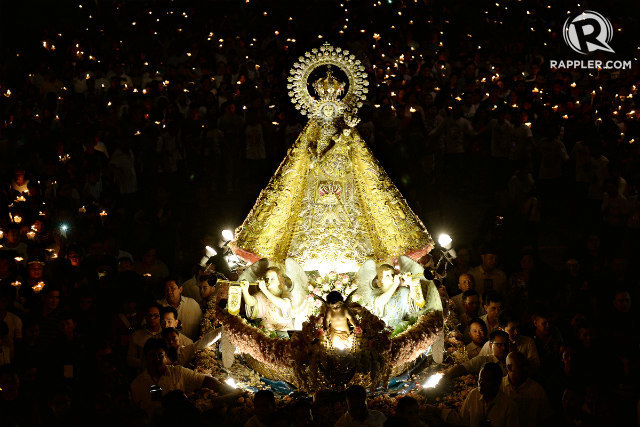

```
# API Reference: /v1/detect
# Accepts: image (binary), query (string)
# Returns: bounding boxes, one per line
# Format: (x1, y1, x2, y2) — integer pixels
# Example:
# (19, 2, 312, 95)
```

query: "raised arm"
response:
(258, 280, 291, 313)
(240, 281, 257, 307)
(374, 275, 401, 310)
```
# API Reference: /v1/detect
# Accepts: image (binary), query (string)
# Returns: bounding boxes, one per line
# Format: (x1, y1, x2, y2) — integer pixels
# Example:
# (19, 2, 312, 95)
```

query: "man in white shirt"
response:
(478, 313, 540, 372)
(446, 330, 510, 379)
(158, 279, 202, 340)
(429, 362, 519, 427)
(335, 385, 386, 427)
(160, 306, 193, 347)
(131, 338, 239, 418)
(480, 291, 503, 336)
(501, 352, 553, 427)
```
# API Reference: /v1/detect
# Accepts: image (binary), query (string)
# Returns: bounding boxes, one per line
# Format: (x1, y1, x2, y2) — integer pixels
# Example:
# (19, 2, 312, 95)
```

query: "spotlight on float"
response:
(438, 233, 452, 249)
(200, 245, 218, 267)
(205, 246, 217, 257)
(225, 377, 238, 388)
(423, 233, 457, 282)
(422, 373, 443, 389)
(221, 229, 234, 242)
(59, 223, 69, 237)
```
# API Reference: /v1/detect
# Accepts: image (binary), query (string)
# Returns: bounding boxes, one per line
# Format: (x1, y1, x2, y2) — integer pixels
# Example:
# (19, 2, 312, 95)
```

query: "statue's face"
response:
(265, 270, 281, 296)
(329, 302, 343, 312)
(380, 269, 394, 291)
(321, 104, 335, 118)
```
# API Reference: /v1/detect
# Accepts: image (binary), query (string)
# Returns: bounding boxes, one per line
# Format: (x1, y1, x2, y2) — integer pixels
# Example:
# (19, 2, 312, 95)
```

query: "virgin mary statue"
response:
(231, 44, 433, 273)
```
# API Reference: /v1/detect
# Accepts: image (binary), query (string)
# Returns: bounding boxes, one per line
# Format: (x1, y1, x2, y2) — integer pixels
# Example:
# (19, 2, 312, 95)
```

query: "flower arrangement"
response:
(305, 271, 360, 314)
(199, 281, 444, 391)
(214, 305, 294, 367)
(289, 304, 393, 391)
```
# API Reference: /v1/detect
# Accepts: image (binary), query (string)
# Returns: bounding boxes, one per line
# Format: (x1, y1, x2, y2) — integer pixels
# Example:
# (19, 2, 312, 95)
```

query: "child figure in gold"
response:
(322, 291, 358, 350)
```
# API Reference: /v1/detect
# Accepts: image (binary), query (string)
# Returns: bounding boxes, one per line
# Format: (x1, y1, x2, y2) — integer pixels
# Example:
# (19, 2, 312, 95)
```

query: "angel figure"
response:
(237, 258, 310, 336)
(354, 257, 440, 331)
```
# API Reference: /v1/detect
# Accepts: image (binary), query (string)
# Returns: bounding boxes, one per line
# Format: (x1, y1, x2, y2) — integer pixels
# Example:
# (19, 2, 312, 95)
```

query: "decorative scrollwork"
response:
(287, 43, 369, 120)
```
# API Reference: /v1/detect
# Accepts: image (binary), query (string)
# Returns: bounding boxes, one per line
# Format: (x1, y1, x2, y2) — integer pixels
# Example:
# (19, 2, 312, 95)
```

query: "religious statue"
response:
(355, 256, 441, 331)
(319, 291, 359, 350)
(231, 44, 433, 273)
(234, 258, 310, 334)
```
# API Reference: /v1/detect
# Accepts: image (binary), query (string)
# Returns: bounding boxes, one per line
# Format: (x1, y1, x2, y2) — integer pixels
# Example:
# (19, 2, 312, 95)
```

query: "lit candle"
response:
(32, 281, 46, 293)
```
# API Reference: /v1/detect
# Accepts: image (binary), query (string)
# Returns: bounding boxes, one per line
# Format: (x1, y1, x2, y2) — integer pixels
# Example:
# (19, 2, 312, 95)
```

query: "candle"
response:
(32, 281, 46, 293)
(11, 281, 22, 288)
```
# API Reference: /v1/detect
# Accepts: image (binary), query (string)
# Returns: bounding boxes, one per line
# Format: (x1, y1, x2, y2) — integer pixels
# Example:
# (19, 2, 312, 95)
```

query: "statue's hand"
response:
(344, 113, 360, 128)
(258, 280, 268, 294)
(239, 280, 250, 291)
(393, 275, 401, 287)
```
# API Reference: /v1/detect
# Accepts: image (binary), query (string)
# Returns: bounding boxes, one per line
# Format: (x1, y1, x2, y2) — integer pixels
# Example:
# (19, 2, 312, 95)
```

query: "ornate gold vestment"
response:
(232, 44, 433, 271)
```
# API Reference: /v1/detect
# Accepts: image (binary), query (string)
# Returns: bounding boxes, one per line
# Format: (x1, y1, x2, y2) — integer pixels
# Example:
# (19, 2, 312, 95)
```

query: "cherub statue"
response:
(237, 258, 310, 335)
(318, 291, 359, 350)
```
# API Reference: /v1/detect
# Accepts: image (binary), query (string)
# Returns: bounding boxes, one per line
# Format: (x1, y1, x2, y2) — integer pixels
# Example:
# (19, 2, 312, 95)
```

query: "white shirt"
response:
(501, 376, 553, 427)
(131, 365, 207, 416)
(181, 277, 202, 304)
(442, 388, 520, 427)
(335, 409, 386, 427)
(479, 335, 540, 372)
(480, 314, 499, 335)
(463, 355, 507, 376)
(158, 296, 202, 340)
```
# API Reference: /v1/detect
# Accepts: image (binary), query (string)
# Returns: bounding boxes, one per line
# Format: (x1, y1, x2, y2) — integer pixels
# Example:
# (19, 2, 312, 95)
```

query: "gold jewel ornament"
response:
(288, 43, 368, 122)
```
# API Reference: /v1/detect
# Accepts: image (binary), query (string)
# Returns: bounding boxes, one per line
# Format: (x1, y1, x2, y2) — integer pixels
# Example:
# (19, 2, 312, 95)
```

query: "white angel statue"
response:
(354, 256, 442, 329)
(237, 258, 310, 336)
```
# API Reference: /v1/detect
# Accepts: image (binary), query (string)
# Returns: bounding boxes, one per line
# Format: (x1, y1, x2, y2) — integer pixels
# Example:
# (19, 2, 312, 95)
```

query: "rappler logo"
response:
(563, 10, 615, 54)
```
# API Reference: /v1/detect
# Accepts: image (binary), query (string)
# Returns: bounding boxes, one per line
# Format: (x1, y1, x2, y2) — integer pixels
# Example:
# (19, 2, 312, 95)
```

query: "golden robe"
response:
(232, 119, 433, 272)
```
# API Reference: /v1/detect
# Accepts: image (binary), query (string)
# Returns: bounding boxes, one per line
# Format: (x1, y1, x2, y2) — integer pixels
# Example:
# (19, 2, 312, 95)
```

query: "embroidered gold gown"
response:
(231, 117, 433, 272)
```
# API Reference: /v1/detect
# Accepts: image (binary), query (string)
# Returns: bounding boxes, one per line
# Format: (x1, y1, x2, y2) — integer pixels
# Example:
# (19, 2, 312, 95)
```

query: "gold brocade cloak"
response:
(231, 118, 433, 272)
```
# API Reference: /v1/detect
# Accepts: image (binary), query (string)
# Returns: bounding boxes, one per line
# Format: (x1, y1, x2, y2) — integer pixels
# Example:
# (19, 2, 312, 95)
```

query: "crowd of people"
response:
(0, 0, 639, 425)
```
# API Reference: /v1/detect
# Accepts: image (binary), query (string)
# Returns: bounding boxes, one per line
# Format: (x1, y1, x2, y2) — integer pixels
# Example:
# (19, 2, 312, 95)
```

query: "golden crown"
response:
(288, 43, 368, 118)
(312, 71, 345, 101)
